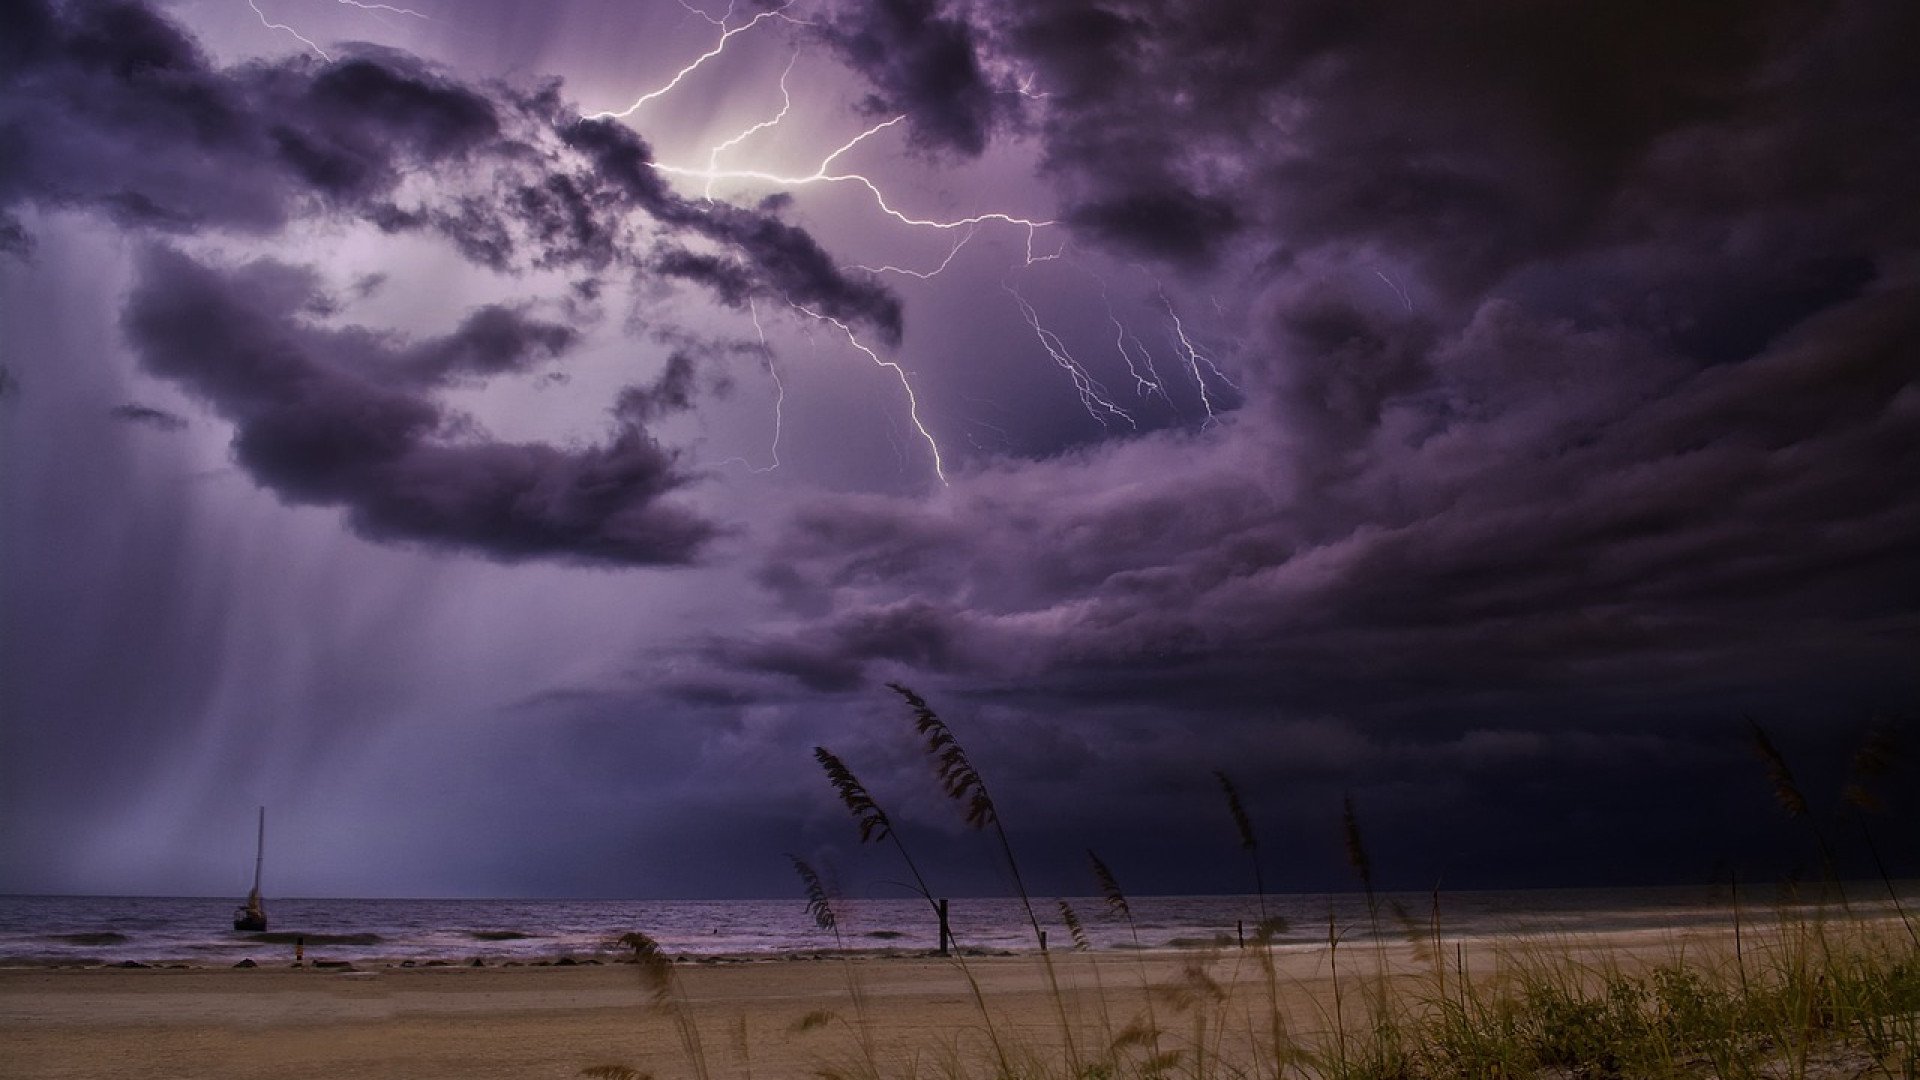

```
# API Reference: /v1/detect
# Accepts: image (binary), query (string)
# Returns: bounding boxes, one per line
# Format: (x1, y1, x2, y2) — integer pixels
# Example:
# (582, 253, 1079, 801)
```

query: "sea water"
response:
(0, 885, 1908, 968)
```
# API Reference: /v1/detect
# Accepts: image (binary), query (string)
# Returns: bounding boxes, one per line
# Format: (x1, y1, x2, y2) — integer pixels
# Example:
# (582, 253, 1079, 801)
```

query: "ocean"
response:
(0, 885, 1908, 969)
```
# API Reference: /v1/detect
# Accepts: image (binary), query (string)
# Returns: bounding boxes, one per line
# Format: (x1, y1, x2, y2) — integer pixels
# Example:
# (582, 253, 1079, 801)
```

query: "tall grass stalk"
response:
(889, 683, 1083, 1076)
(1091, 849, 1166, 1067)
(615, 929, 711, 1080)
(1842, 722, 1919, 949)
(813, 744, 1011, 1075)
(1214, 770, 1268, 927)
(789, 855, 882, 1077)
(1748, 719, 1850, 916)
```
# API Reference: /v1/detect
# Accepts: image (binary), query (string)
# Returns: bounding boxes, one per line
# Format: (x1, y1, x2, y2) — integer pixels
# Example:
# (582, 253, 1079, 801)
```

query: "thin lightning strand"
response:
(1107, 296, 1170, 402)
(1070, 263, 1173, 404)
(654, 117, 1057, 237)
(852, 225, 977, 279)
(1004, 283, 1135, 430)
(247, 0, 331, 60)
(1373, 269, 1414, 312)
(333, 0, 428, 18)
(1161, 291, 1239, 425)
(749, 300, 784, 472)
(702, 53, 799, 200)
(587, 3, 800, 120)
(789, 305, 947, 484)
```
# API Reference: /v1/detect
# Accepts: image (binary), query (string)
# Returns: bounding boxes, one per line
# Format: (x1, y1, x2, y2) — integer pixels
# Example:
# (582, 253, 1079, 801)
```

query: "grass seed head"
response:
(891, 682, 998, 829)
(815, 746, 893, 843)
(1214, 770, 1257, 852)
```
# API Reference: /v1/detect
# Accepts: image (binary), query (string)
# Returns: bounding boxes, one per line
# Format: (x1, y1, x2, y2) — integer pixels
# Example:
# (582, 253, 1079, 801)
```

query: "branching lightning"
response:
(567, 0, 1233, 476)
(788, 304, 947, 485)
(247, 0, 331, 60)
(654, 116, 1060, 244)
(586, 2, 803, 121)
(1161, 290, 1238, 425)
(244, 0, 433, 60)
(1005, 282, 1135, 431)
(851, 226, 977, 279)
(1107, 295, 1170, 403)
(701, 53, 799, 201)
(233, 0, 1240, 489)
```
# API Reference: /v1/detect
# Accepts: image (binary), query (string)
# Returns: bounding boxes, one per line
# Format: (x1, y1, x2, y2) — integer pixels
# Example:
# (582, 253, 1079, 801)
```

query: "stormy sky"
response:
(1, 0, 1915, 902)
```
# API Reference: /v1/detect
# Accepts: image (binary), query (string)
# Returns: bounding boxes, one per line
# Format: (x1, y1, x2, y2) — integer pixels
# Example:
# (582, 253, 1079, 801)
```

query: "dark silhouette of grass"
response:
(889, 682, 1083, 1074)
(813, 739, 1011, 1074)
(588, 700, 1919, 1080)
(1214, 769, 1269, 928)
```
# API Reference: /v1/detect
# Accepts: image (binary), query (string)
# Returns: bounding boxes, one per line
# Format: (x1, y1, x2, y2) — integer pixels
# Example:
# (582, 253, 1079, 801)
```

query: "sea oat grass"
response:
(592, 699, 1917, 1080)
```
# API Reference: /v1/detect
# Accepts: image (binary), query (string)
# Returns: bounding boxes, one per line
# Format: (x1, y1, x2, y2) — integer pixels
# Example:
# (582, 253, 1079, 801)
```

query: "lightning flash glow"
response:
(241, 0, 1235, 484)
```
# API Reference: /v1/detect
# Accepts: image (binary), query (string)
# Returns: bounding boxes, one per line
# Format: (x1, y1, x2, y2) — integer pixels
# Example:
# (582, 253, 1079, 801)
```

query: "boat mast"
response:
(249, 806, 265, 902)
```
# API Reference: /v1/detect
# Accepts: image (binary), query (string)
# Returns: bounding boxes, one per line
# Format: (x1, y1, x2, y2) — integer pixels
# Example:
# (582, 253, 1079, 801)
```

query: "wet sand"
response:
(0, 927, 1771, 1080)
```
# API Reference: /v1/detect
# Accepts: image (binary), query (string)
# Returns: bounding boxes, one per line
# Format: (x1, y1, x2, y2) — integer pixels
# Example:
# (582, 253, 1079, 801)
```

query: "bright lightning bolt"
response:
(586, 3, 802, 121)
(580, 8, 1100, 477)
(702, 53, 798, 201)
(1005, 283, 1136, 431)
(789, 304, 947, 485)
(654, 117, 1058, 239)
(247, 0, 331, 60)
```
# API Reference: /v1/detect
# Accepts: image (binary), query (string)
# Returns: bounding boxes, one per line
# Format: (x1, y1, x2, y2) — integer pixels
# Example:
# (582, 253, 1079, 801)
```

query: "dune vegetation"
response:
(590, 689, 1918, 1080)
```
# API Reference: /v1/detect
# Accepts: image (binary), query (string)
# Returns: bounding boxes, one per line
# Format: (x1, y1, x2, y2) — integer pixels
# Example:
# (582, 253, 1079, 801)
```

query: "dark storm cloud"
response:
(405, 305, 577, 384)
(814, 0, 1003, 157)
(122, 246, 713, 565)
(0, 0, 498, 234)
(675, 0, 1920, 886)
(0, 0, 906, 319)
(613, 350, 700, 424)
(969, 0, 1920, 296)
(672, 201, 906, 345)
(0, 0, 901, 323)
(1065, 188, 1239, 268)
(1, 0, 911, 566)
(736, 274, 1919, 709)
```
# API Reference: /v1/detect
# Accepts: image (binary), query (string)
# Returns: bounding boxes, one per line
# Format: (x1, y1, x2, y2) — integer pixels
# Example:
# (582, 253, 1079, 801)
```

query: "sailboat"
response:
(232, 806, 267, 932)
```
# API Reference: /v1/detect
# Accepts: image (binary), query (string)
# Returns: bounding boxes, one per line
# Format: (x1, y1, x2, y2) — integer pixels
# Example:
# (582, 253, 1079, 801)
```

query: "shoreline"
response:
(0, 909, 1890, 972)
(2, 920, 1909, 1080)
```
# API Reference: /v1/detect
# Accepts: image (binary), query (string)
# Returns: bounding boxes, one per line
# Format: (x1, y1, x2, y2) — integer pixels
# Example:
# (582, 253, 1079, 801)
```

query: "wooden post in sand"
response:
(937, 898, 951, 956)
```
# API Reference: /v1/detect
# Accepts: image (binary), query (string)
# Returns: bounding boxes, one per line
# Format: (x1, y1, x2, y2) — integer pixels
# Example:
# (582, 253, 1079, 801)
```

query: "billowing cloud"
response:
(667, 0, 1920, 886)
(123, 246, 713, 565)
(3, 0, 1915, 898)
(814, 0, 1003, 158)
(0, 0, 914, 565)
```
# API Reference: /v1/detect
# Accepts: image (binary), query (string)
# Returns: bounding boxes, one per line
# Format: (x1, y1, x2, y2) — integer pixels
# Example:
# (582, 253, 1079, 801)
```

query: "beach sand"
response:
(0, 927, 1767, 1080)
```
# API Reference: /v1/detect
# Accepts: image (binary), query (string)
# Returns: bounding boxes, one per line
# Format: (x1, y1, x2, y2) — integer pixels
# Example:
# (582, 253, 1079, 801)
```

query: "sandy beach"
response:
(0, 927, 1769, 1080)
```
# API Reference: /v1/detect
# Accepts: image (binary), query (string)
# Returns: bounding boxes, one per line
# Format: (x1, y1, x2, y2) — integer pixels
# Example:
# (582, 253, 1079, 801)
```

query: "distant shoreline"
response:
(5, 920, 1912, 1080)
